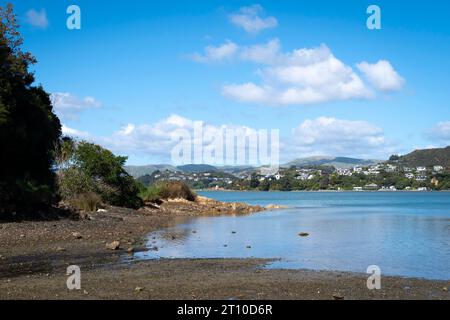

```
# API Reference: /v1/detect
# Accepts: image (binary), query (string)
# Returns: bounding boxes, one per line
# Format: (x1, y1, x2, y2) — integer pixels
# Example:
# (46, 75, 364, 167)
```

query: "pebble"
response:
(72, 232, 82, 239)
(106, 241, 120, 250)
(135, 287, 144, 292)
(443, 287, 448, 292)
(332, 293, 345, 300)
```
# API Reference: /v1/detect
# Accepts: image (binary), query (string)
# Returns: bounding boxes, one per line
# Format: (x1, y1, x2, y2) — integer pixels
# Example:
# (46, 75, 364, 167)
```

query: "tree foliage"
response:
(57, 141, 143, 209)
(0, 4, 61, 216)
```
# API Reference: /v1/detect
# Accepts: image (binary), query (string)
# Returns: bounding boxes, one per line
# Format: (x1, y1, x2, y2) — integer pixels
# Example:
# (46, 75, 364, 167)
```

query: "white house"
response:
(405, 173, 415, 179)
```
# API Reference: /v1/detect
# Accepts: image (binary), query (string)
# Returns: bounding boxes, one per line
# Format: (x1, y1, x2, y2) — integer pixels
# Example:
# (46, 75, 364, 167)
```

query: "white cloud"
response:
(191, 40, 239, 63)
(357, 60, 405, 91)
(64, 114, 396, 164)
(289, 117, 394, 159)
(223, 43, 373, 105)
(62, 125, 89, 138)
(25, 9, 49, 29)
(240, 38, 281, 64)
(96, 114, 259, 163)
(190, 37, 404, 105)
(51, 93, 102, 120)
(427, 121, 450, 143)
(229, 4, 278, 34)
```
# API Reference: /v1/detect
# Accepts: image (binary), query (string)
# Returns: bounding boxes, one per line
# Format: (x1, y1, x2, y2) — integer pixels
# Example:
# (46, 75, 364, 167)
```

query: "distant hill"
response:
(391, 146, 450, 167)
(177, 164, 218, 173)
(283, 156, 380, 169)
(125, 165, 178, 178)
(217, 165, 256, 175)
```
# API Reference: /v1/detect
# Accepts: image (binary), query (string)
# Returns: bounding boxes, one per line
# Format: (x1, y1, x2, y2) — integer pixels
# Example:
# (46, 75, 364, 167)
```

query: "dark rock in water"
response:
(231, 231, 237, 234)
(246, 245, 252, 249)
(298, 232, 310, 237)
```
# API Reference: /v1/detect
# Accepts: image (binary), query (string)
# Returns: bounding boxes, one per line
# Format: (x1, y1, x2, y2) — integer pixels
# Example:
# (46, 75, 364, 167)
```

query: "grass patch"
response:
(140, 181, 196, 202)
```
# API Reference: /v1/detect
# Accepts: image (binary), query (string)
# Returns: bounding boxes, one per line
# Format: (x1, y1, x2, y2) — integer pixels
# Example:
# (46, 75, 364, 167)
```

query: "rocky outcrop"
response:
(139, 196, 266, 217)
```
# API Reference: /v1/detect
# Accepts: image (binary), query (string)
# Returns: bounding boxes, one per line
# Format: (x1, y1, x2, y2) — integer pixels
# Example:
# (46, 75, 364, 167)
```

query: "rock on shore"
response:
(139, 195, 265, 217)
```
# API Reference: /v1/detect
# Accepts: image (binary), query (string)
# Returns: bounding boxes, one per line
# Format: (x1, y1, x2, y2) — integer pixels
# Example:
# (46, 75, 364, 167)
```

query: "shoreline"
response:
(197, 189, 450, 193)
(0, 199, 449, 300)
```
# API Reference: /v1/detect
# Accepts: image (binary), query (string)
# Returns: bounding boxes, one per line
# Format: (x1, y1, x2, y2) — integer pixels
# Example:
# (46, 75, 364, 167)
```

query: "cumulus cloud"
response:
(191, 40, 239, 63)
(191, 37, 404, 105)
(229, 4, 278, 34)
(289, 117, 394, 159)
(64, 114, 396, 164)
(51, 93, 102, 120)
(427, 121, 450, 144)
(62, 125, 89, 138)
(25, 9, 49, 29)
(357, 60, 405, 91)
(223, 43, 373, 105)
(95, 114, 262, 165)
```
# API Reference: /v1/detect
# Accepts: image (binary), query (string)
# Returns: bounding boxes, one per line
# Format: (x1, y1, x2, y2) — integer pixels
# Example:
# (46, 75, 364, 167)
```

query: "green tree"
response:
(59, 141, 143, 209)
(0, 4, 61, 216)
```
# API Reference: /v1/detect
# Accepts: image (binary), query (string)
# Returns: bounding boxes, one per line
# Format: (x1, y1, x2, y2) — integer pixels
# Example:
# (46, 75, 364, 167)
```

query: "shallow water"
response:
(135, 191, 450, 280)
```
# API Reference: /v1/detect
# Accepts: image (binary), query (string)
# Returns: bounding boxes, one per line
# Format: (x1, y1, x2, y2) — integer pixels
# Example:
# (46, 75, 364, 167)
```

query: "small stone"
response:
(135, 287, 144, 292)
(332, 293, 345, 300)
(231, 231, 237, 234)
(150, 246, 158, 251)
(72, 232, 82, 239)
(106, 241, 120, 250)
(246, 245, 252, 249)
(443, 287, 448, 292)
(127, 247, 135, 253)
(223, 244, 228, 247)
(56, 247, 66, 252)
(97, 209, 107, 213)
(83, 290, 89, 295)
(299, 232, 310, 237)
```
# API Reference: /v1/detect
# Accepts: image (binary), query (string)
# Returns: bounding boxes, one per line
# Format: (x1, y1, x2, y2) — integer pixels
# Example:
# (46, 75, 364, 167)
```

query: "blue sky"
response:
(6, 0, 450, 165)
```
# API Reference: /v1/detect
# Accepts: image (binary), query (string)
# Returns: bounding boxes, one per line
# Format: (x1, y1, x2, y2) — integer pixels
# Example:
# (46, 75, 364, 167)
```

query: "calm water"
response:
(136, 191, 450, 280)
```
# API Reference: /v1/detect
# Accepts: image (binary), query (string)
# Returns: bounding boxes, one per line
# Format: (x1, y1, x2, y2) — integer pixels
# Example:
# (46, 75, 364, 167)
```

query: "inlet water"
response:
(135, 191, 450, 280)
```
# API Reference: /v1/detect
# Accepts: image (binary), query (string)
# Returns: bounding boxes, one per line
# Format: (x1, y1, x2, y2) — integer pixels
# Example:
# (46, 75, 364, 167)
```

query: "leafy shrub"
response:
(57, 167, 95, 200)
(56, 141, 143, 209)
(68, 192, 102, 212)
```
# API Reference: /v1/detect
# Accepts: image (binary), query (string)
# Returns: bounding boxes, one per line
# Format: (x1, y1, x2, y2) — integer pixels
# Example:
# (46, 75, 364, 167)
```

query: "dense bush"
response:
(141, 181, 197, 202)
(57, 141, 143, 210)
(0, 4, 61, 217)
(68, 192, 102, 212)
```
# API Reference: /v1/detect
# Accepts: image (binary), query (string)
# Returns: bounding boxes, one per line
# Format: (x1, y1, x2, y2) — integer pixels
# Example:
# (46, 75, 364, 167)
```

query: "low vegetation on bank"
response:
(139, 181, 197, 203)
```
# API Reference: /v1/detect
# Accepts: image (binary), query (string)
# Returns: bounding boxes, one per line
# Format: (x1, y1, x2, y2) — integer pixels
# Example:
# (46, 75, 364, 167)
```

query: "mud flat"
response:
(0, 199, 448, 300)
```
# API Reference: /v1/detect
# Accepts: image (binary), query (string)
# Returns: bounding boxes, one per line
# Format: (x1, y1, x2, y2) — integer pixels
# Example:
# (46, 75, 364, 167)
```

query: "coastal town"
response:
(136, 162, 450, 192)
